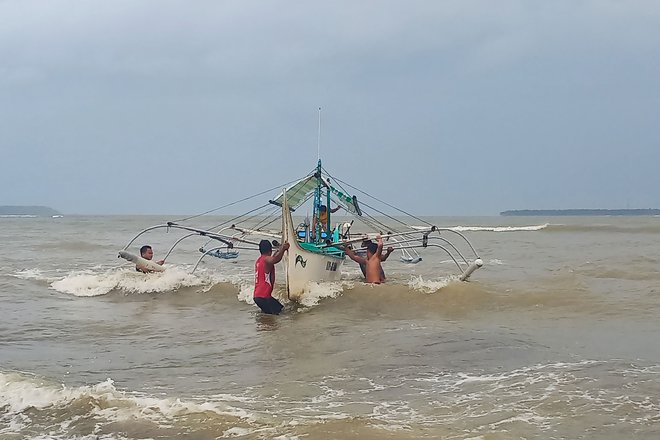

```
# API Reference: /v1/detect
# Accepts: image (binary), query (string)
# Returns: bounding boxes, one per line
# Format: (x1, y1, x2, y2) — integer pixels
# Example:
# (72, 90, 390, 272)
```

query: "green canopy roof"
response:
(270, 175, 360, 215)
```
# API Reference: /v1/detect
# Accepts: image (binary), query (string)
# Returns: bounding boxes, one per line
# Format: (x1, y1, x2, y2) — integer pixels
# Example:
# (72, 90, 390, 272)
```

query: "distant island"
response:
(501, 209, 660, 216)
(0, 205, 62, 216)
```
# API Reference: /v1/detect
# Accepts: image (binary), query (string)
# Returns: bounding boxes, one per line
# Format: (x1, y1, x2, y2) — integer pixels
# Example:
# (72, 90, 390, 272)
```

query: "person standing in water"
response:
(343, 236, 386, 283)
(136, 245, 165, 273)
(253, 239, 290, 315)
(354, 239, 394, 281)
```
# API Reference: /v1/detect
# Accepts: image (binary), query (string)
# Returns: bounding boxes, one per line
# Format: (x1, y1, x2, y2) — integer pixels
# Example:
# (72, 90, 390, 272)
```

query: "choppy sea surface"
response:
(1, 215, 659, 439)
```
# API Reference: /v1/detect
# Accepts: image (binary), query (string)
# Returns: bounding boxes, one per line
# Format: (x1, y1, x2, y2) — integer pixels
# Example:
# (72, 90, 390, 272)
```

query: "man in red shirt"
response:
(254, 239, 290, 314)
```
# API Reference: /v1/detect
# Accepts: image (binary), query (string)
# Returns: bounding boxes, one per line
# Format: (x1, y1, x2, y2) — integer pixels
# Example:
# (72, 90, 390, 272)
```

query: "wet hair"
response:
(259, 239, 273, 254)
(139, 245, 152, 257)
(366, 242, 378, 254)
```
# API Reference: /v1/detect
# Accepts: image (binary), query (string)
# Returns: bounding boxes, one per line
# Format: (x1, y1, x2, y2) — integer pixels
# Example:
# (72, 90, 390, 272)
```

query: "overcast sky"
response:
(1, 0, 659, 215)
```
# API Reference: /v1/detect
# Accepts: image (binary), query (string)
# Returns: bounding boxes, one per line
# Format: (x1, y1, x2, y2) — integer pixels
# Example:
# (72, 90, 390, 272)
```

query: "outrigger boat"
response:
(119, 159, 483, 300)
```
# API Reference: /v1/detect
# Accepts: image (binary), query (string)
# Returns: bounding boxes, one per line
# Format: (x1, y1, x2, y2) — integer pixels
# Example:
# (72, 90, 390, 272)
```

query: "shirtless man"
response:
(344, 235, 386, 284)
(136, 245, 165, 273)
(357, 239, 393, 281)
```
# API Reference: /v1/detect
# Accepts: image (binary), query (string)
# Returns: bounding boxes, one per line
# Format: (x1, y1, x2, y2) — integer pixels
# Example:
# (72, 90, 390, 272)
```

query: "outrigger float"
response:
(120, 159, 483, 301)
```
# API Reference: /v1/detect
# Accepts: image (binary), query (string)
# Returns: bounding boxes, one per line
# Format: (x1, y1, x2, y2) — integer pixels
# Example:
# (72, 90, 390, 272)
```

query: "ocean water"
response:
(1, 215, 659, 439)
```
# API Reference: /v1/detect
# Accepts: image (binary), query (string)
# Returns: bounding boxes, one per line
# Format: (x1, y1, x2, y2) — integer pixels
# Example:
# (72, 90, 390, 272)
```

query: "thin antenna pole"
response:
(317, 107, 321, 161)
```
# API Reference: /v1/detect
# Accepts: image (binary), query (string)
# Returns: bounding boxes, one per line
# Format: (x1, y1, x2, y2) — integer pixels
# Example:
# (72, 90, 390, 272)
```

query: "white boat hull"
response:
(282, 192, 344, 301)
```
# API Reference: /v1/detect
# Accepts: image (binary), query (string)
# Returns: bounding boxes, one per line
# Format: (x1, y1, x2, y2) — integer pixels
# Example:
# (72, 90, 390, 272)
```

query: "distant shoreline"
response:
(0, 205, 61, 216)
(500, 209, 660, 216)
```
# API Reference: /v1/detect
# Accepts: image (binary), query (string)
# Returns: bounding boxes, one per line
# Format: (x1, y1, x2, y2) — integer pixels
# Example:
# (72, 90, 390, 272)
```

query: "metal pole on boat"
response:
(312, 158, 323, 242)
(326, 191, 331, 235)
(313, 108, 323, 241)
(317, 107, 321, 161)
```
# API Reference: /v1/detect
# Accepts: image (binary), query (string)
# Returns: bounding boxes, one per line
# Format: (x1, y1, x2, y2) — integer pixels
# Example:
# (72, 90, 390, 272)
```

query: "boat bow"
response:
(282, 189, 345, 301)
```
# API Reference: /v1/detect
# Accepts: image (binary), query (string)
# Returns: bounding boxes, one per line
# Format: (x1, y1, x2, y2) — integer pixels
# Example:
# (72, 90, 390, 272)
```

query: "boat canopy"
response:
(270, 175, 361, 215)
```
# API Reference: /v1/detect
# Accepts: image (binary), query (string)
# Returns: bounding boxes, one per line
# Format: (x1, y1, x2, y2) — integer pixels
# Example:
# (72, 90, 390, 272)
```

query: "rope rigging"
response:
(321, 167, 433, 238)
(171, 175, 307, 223)
(329, 173, 434, 228)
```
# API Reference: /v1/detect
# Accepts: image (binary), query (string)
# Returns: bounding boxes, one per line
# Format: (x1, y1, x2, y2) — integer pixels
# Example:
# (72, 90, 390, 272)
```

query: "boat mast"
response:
(317, 107, 321, 161)
(313, 108, 323, 242)
(313, 159, 322, 242)
(317, 107, 331, 234)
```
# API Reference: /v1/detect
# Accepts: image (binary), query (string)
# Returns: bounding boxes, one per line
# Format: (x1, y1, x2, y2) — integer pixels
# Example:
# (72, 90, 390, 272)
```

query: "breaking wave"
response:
(4, 359, 659, 439)
(0, 371, 251, 439)
(15, 266, 244, 297)
(449, 222, 660, 234)
(406, 275, 455, 293)
(451, 224, 549, 232)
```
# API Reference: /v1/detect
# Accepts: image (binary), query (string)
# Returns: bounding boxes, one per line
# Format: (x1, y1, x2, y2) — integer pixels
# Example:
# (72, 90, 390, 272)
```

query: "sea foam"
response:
(0, 371, 250, 429)
(297, 281, 346, 308)
(407, 275, 455, 293)
(48, 266, 237, 296)
(451, 224, 549, 232)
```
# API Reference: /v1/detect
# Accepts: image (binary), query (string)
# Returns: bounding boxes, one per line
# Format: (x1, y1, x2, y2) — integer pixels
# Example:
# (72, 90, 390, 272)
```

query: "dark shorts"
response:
(254, 296, 284, 315)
